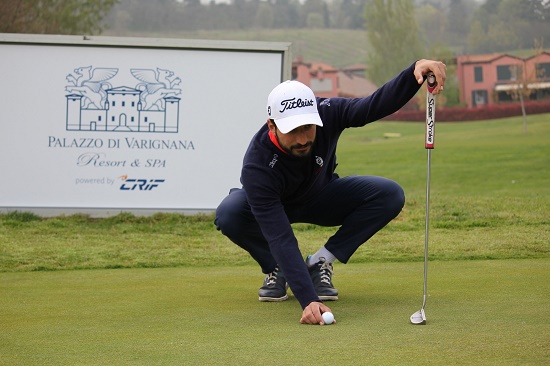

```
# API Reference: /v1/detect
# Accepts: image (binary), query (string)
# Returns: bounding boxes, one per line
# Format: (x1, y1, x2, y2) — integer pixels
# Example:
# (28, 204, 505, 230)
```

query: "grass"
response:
(1, 260, 549, 365)
(0, 114, 549, 364)
(1, 115, 548, 272)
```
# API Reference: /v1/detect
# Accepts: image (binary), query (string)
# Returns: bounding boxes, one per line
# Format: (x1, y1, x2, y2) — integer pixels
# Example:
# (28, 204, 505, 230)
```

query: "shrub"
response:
(384, 101, 550, 122)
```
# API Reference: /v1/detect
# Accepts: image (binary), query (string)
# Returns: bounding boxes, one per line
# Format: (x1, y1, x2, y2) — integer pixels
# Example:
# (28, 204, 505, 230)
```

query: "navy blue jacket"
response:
(241, 62, 422, 309)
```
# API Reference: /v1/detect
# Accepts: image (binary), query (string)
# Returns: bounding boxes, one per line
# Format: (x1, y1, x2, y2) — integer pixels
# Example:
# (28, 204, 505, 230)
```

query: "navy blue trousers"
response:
(214, 175, 405, 274)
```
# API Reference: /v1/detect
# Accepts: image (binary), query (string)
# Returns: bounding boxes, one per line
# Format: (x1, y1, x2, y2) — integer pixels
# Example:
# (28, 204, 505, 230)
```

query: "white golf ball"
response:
(322, 312, 334, 325)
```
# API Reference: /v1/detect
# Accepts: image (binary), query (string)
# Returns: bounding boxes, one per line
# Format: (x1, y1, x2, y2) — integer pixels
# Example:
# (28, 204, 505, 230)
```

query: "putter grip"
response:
(425, 73, 436, 149)
(426, 72, 437, 93)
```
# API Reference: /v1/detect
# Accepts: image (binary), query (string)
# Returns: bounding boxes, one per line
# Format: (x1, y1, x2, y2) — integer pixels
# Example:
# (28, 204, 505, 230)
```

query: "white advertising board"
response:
(0, 34, 291, 216)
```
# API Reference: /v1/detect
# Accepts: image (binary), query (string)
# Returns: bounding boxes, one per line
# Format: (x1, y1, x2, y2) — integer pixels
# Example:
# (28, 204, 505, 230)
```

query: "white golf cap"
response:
(266, 80, 323, 134)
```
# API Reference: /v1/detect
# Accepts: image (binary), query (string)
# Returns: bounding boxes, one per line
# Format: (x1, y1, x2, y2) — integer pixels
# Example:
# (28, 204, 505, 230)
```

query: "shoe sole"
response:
(318, 295, 338, 301)
(259, 294, 289, 302)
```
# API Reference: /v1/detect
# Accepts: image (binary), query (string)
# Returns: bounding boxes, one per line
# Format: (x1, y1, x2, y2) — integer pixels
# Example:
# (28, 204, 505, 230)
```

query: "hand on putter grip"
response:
(414, 59, 446, 94)
(300, 302, 335, 325)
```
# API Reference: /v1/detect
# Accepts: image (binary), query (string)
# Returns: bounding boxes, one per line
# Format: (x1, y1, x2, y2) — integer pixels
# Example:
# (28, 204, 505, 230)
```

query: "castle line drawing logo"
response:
(65, 66, 182, 133)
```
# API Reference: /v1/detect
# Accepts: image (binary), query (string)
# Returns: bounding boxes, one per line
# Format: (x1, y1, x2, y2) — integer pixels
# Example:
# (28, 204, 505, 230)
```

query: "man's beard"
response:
(275, 132, 313, 158)
(288, 142, 313, 157)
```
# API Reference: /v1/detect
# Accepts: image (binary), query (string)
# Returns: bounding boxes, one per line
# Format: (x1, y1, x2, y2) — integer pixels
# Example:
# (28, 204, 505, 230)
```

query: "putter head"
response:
(410, 309, 427, 325)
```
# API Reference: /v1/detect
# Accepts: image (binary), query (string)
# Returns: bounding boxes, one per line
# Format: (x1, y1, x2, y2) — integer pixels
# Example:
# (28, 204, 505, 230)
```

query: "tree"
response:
(0, 0, 119, 35)
(468, 0, 550, 53)
(509, 39, 545, 133)
(301, 0, 329, 28)
(415, 3, 446, 45)
(271, 0, 300, 28)
(306, 12, 324, 29)
(447, 0, 469, 35)
(365, 0, 424, 86)
(466, 20, 486, 54)
(254, 3, 275, 28)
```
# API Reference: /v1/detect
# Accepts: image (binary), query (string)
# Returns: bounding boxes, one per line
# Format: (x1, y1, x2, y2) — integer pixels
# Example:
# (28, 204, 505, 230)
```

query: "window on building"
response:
(497, 91, 514, 103)
(112, 101, 116, 107)
(144, 117, 148, 122)
(310, 78, 333, 93)
(112, 116, 115, 122)
(474, 66, 483, 82)
(122, 101, 125, 107)
(497, 65, 521, 81)
(98, 116, 102, 122)
(536, 62, 550, 79)
(472, 90, 488, 107)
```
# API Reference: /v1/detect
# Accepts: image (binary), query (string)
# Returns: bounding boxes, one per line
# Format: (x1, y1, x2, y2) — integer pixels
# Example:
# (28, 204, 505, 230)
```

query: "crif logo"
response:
(119, 175, 165, 191)
(65, 66, 182, 133)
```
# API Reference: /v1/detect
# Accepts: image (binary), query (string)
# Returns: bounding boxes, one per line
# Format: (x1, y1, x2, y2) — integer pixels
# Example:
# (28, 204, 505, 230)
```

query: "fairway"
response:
(1, 115, 549, 365)
(1, 260, 549, 365)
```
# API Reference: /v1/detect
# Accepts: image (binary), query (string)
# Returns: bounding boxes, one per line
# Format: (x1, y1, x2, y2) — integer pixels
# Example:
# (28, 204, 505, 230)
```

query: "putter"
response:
(410, 72, 436, 325)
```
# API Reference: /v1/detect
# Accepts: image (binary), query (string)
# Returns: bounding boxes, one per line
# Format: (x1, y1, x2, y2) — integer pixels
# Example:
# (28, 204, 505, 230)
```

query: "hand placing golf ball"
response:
(322, 312, 334, 325)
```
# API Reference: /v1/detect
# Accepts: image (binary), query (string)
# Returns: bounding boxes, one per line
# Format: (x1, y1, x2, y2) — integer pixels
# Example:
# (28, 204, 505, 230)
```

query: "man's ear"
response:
(267, 119, 277, 133)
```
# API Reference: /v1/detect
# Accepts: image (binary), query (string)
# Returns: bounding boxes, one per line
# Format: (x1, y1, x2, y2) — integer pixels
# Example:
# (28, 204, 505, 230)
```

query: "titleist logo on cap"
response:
(279, 97, 315, 113)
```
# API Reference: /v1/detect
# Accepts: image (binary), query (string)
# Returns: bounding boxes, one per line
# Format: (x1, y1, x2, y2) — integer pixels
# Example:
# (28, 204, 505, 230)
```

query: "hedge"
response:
(384, 100, 550, 122)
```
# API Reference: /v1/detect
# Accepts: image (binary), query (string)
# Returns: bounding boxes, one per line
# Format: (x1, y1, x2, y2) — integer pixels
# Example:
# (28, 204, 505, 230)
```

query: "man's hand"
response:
(300, 301, 336, 325)
(414, 59, 447, 95)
